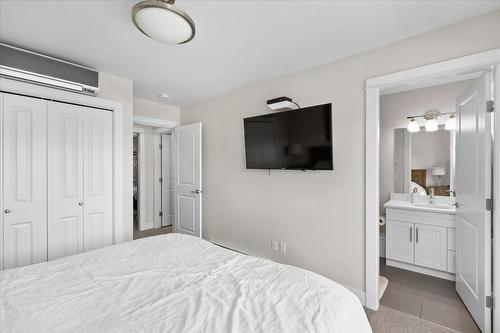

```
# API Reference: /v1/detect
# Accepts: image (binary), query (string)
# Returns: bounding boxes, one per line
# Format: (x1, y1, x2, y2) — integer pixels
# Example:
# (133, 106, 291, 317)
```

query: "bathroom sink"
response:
(414, 203, 453, 210)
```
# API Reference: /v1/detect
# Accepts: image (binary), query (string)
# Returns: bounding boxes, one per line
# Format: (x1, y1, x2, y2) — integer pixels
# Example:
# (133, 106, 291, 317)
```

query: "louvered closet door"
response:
(47, 102, 84, 260)
(2, 93, 47, 269)
(83, 108, 113, 251)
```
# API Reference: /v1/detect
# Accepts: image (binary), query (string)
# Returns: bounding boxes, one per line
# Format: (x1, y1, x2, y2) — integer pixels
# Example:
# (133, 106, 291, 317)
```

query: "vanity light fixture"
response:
(425, 118, 438, 132)
(132, 0, 195, 44)
(445, 114, 456, 131)
(406, 110, 455, 132)
(407, 118, 420, 132)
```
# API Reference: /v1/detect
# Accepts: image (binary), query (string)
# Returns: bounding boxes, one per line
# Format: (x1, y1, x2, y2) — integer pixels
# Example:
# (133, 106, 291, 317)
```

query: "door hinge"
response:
(159, 211, 163, 217)
(487, 100, 494, 113)
(486, 295, 494, 308)
(486, 198, 494, 211)
(159, 178, 163, 183)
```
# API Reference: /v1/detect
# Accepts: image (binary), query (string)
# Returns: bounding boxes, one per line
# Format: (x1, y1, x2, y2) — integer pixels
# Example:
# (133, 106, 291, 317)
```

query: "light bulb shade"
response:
(445, 115, 456, 130)
(407, 119, 420, 132)
(425, 118, 438, 132)
(432, 166, 446, 176)
(132, 0, 195, 44)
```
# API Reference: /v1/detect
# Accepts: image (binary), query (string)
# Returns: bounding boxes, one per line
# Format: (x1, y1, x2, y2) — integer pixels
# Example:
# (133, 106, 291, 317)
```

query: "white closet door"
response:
(47, 101, 84, 260)
(83, 108, 113, 251)
(2, 93, 47, 269)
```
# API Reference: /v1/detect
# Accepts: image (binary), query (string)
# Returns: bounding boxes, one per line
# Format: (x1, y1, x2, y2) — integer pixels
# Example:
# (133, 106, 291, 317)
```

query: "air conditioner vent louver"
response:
(0, 43, 99, 95)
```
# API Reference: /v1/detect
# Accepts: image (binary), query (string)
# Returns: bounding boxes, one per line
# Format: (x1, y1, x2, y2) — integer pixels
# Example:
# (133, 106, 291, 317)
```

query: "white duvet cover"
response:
(1, 233, 372, 333)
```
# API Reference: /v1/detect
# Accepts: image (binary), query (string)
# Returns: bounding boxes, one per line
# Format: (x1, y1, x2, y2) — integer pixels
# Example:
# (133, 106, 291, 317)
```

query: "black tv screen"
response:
(244, 103, 333, 170)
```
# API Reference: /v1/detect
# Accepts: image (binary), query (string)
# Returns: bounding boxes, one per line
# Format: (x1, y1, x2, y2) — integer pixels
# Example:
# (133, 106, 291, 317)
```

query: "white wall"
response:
(379, 80, 470, 213)
(180, 10, 500, 293)
(412, 130, 451, 187)
(98, 72, 134, 241)
(134, 98, 180, 122)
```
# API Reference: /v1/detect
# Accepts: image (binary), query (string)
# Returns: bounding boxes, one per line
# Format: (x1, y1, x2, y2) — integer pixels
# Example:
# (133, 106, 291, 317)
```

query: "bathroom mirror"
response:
(393, 125, 454, 197)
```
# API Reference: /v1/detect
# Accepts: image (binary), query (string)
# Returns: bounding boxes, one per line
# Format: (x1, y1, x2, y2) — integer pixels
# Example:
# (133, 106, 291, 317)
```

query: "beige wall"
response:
(379, 80, 470, 213)
(180, 11, 500, 293)
(98, 73, 134, 241)
(134, 98, 180, 122)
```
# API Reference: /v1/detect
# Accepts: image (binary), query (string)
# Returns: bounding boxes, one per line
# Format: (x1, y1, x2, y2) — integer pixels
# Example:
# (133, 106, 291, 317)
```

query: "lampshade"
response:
(407, 119, 420, 132)
(432, 166, 446, 176)
(132, 0, 195, 44)
(445, 114, 456, 131)
(425, 118, 438, 132)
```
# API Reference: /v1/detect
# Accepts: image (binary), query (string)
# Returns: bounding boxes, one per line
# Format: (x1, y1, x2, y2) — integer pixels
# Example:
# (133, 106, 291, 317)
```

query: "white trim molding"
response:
(133, 115, 180, 128)
(0, 77, 125, 244)
(365, 48, 500, 324)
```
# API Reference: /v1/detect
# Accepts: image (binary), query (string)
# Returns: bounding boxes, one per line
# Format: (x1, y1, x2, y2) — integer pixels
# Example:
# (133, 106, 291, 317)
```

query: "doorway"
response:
(365, 48, 500, 333)
(132, 126, 173, 240)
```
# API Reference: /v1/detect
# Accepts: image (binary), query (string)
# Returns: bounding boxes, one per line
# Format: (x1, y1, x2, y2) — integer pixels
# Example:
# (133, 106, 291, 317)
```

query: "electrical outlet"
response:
(271, 240, 279, 252)
(279, 242, 287, 254)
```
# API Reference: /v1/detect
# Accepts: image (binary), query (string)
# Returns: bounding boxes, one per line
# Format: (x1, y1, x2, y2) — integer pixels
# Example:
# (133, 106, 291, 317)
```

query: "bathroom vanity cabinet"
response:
(385, 202, 456, 280)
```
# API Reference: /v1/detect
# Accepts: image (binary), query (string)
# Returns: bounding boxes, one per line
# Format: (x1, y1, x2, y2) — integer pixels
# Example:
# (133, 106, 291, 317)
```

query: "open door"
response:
(173, 122, 202, 237)
(455, 72, 492, 333)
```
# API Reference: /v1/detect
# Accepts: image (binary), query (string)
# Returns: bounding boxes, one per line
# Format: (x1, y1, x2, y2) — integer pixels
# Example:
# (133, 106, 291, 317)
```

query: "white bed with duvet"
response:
(0, 233, 372, 332)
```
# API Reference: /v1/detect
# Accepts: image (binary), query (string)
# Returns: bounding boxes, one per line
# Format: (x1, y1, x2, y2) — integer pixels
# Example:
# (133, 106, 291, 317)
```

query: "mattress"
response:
(0, 233, 372, 333)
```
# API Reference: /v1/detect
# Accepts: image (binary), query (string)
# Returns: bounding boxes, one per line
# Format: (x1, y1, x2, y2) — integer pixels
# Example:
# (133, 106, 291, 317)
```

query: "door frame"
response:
(132, 116, 180, 230)
(153, 128, 173, 228)
(0, 78, 125, 244)
(365, 47, 500, 324)
(133, 127, 146, 230)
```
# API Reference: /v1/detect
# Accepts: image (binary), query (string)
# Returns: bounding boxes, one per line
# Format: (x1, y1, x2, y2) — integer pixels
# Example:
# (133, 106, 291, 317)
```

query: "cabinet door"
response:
(386, 220, 414, 264)
(83, 108, 113, 251)
(47, 102, 84, 260)
(414, 223, 447, 271)
(2, 94, 47, 269)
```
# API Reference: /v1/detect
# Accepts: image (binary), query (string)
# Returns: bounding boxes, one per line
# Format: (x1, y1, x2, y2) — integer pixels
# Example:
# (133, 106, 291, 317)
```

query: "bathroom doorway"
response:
(365, 48, 500, 333)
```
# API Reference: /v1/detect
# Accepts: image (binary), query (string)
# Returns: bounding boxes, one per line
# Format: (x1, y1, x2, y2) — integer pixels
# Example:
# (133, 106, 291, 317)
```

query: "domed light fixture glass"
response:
(132, 0, 195, 44)
(407, 118, 420, 132)
(425, 118, 438, 132)
(445, 113, 456, 131)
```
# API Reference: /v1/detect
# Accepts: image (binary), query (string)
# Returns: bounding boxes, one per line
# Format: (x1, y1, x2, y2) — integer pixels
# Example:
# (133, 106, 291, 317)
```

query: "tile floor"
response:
(380, 258, 480, 333)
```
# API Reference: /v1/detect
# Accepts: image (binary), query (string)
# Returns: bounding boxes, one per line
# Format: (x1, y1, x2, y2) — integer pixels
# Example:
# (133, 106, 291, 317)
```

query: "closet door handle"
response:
(416, 228, 419, 243)
(4, 209, 10, 214)
(78, 202, 84, 206)
(410, 228, 412, 242)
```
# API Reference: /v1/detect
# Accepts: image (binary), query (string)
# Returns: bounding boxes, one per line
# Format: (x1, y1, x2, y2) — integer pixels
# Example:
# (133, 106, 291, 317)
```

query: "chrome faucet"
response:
(429, 188, 435, 204)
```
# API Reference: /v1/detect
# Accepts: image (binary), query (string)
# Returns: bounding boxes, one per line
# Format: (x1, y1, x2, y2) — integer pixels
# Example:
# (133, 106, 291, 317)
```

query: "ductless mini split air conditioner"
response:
(0, 43, 99, 95)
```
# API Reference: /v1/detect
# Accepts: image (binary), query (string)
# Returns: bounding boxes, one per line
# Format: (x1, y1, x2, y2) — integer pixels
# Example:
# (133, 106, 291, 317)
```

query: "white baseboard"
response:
(345, 285, 366, 306)
(386, 259, 455, 281)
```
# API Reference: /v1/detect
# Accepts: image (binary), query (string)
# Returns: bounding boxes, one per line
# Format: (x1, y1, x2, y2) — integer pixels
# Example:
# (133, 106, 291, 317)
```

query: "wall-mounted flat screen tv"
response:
(244, 103, 333, 170)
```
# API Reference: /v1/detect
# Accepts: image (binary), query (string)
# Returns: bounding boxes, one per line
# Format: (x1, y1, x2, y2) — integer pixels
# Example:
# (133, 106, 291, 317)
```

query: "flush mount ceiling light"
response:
(132, 0, 195, 44)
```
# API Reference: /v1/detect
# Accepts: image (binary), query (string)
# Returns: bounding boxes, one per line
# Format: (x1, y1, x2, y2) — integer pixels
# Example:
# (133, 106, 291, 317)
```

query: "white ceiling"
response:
(1, 1, 500, 106)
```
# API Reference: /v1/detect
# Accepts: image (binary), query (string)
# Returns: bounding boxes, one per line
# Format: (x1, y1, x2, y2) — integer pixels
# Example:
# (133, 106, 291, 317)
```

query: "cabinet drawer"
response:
(386, 208, 455, 228)
(447, 250, 456, 273)
(447, 228, 456, 251)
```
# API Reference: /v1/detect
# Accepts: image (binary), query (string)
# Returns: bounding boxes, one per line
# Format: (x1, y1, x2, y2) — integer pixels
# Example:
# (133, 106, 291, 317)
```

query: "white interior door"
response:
(47, 101, 84, 260)
(83, 107, 113, 251)
(2, 93, 47, 269)
(455, 72, 492, 333)
(161, 133, 173, 227)
(173, 122, 202, 237)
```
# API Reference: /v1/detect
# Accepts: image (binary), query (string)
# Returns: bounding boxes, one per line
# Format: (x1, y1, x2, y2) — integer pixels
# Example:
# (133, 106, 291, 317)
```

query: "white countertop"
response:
(384, 200, 456, 215)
